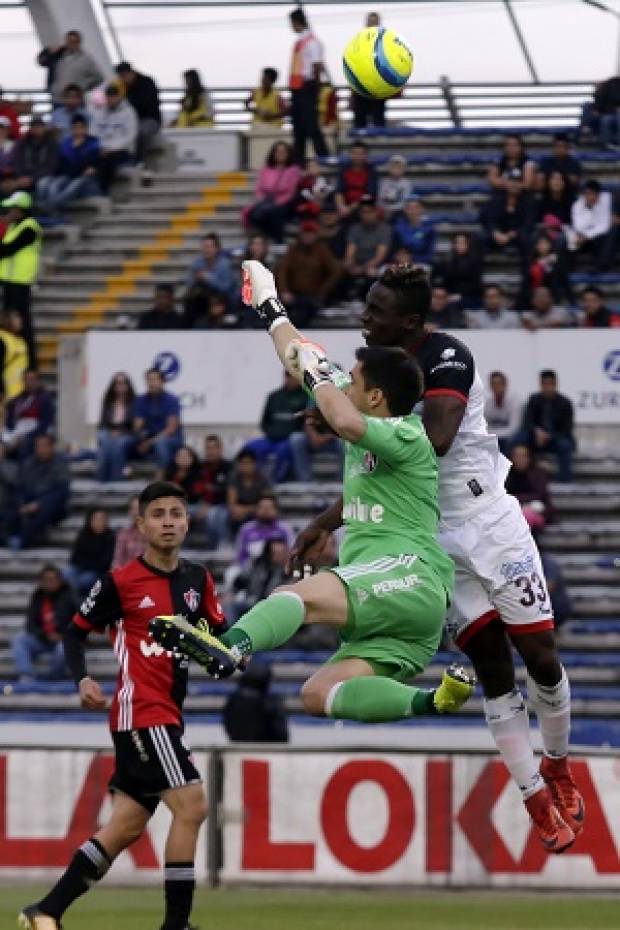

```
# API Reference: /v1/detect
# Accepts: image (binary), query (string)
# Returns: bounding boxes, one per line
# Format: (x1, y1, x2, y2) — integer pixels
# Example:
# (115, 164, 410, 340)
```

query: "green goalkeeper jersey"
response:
(339, 414, 454, 596)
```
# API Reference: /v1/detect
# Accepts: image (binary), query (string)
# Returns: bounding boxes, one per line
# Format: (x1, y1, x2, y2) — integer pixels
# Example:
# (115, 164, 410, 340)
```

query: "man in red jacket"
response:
(19, 480, 226, 930)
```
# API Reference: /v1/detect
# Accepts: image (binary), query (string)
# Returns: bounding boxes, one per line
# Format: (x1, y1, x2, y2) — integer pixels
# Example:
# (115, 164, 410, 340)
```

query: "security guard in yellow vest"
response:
(0, 309, 28, 401)
(0, 190, 42, 367)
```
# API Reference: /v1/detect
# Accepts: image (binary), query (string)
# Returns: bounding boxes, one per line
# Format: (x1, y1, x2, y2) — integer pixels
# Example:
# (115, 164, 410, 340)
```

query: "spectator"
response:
(521, 286, 572, 331)
(289, 411, 343, 481)
(484, 370, 522, 455)
(7, 117, 58, 201)
(0, 88, 22, 141)
(11, 564, 77, 683)
(540, 553, 572, 629)
(246, 67, 285, 127)
(480, 179, 533, 267)
(488, 133, 536, 192)
(65, 507, 116, 595)
(600, 190, 620, 271)
(243, 141, 301, 242)
(194, 434, 232, 548)
(50, 84, 87, 141)
(0, 439, 17, 543)
(378, 154, 412, 218)
(227, 448, 272, 536)
(433, 232, 483, 308)
(36, 115, 101, 220)
(37, 30, 104, 106)
(334, 141, 378, 222)
(0, 308, 28, 401)
(236, 492, 292, 567)
(190, 292, 239, 329)
(570, 179, 612, 270)
(97, 371, 136, 482)
(244, 232, 272, 267)
(425, 284, 466, 331)
(505, 444, 554, 534)
(538, 171, 575, 226)
(276, 219, 342, 326)
(2, 368, 53, 459)
(528, 233, 572, 305)
(243, 371, 307, 481)
(288, 6, 328, 164)
(162, 445, 201, 501)
(392, 196, 436, 266)
(579, 286, 619, 328)
(91, 83, 138, 193)
(115, 61, 161, 162)
(318, 200, 347, 260)
(466, 284, 515, 329)
(183, 233, 235, 326)
(0, 116, 16, 195)
(172, 68, 214, 128)
(343, 195, 391, 300)
(519, 369, 575, 483)
(131, 367, 183, 470)
(296, 156, 334, 219)
(228, 539, 290, 621)
(137, 283, 182, 330)
(536, 133, 582, 193)
(223, 661, 289, 743)
(7, 434, 70, 548)
(111, 494, 145, 568)
(594, 75, 620, 147)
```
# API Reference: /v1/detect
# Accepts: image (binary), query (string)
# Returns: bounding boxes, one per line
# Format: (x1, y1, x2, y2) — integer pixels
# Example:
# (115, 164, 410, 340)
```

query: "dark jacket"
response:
(594, 77, 620, 115)
(69, 527, 116, 574)
(505, 465, 555, 523)
(10, 132, 59, 181)
(480, 191, 533, 236)
(125, 73, 161, 124)
(434, 251, 483, 302)
(19, 453, 70, 509)
(57, 134, 100, 178)
(137, 308, 183, 330)
(223, 663, 289, 743)
(522, 391, 574, 439)
(26, 582, 78, 640)
(5, 387, 54, 437)
(260, 385, 307, 442)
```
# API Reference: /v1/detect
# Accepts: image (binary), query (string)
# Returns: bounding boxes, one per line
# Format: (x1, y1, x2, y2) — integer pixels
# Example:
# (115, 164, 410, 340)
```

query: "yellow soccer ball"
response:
(343, 26, 413, 100)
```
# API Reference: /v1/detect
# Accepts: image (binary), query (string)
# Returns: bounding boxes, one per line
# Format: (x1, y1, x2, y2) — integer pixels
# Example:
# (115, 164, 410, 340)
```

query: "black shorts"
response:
(110, 725, 201, 814)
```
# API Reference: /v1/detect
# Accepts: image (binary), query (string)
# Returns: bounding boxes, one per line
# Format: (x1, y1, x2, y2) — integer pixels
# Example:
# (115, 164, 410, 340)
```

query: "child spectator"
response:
(334, 141, 378, 221)
(112, 495, 145, 568)
(243, 141, 301, 242)
(246, 68, 286, 127)
(172, 68, 214, 128)
(392, 196, 436, 266)
(11, 564, 77, 683)
(521, 286, 572, 331)
(528, 234, 572, 304)
(91, 84, 138, 193)
(378, 154, 412, 219)
(235, 493, 292, 568)
(36, 115, 101, 220)
(64, 507, 116, 595)
(433, 232, 483, 308)
(227, 448, 272, 536)
(96, 371, 136, 482)
(50, 84, 87, 141)
(276, 219, 342, 326)
(483, 371, 523, 455)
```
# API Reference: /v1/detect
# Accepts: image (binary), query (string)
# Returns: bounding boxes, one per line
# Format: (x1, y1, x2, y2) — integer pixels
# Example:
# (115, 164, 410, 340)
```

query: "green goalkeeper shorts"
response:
(328, 554, 449, 681)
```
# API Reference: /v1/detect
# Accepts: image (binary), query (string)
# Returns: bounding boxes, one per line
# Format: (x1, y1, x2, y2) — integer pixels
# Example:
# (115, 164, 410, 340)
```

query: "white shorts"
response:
(439, 494, 554, 648)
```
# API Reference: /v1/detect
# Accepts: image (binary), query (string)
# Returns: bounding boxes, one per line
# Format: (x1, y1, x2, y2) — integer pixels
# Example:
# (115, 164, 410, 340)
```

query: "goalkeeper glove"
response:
(241, 259, 289, 333)
(285, 338, 333, 395)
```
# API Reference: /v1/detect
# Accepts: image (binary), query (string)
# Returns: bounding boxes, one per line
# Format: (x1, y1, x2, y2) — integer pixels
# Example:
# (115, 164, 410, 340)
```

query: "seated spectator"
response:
(296, 156, 334, 219)
(0, 308, 28, 402)
(289, 411, 342, 481)
(226, 448, 271, 537)
(3, 369, 54, 460)
(50, 84, 87, 141)
(243, 141, 301, 242)
(536, 134, 582, 193)
(191, 292, 239, 329)
(11, 564, 77, 683)
(36, 115, 101, 220)
(466, 284, 515, 329)
(64, 507, 116, 595)
(243, 371, 307, 482)
(318, 201, 347, 260)
(131, 367, 183, 470)
(183, 233, 235, 325)
(0, 116, 16, 195)
(172, 68, 214, 128)
(223, 660, 288, 743)
(334, 141, 378, 222)
(97, 371, 136, 482)
(505, 444, 554, 535)
(91, 84, 138, 193)
(377, 154, 412, 219)
(487, 133, 536, 193)
(343, 195, 391, 300)
(594, 75, 620, 147)
(569, 179, 612, 270)
(245, 67, 286, 127)
(115, 61, 161, 162)
(518, 369, 575, 483)
(521, 286, 572, 331)
(528, 233, 572, 305)
(578, 286, 620, 328)
(392, 196, 436, 266)
(228, 539, 290, 622)
(480, 179, 533, 265)
(8, 117, 59, 201)
(425, 284, 466, 331)
(137, 283, 183, 330)
(6, 434, 70, 548)
(433, 232, 483, 308)
(538, 171, 575, 227)
(162, 445, 201, 500)
(484, 370, 522, 455)
(193, 433, 232, 548)
(235, 492, 292, 567)
(244, 232, 272, 267)
(0, 88, 22, 141)
(540, 553, 572, 629)
(37, 29, 104, 107)
(0, 439, 17, 543)
(112, 494, 145, 568)
(276, 219, 342, 326)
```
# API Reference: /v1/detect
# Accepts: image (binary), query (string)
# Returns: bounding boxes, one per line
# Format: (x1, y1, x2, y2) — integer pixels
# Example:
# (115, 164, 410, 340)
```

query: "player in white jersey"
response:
(291, 264, 583, 854)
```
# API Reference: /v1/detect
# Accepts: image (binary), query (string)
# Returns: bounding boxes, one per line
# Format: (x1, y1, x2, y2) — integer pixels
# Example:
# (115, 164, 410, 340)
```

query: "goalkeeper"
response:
(155, 261, 474, 722)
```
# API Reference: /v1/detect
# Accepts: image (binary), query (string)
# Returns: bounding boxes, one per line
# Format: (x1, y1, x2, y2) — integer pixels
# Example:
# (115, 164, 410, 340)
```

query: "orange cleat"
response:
(540, 755, 585, 837)
(524, 785, 575, 854)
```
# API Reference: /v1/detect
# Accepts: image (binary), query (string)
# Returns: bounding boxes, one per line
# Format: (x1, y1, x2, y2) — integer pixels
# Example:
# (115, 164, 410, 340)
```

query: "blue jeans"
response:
(64, 565, 98, 596)
(514, 429, 575, 483)
(97, 430, 133, 481)
(289, 431, 343, 482)
(243, 436, 293, 483)
(600, 110, 620, 146)
(140, 434, 182, 470)
(37, 175, 101, 213)
(12, 631, 66, 680)
(190, 503, 230, 549)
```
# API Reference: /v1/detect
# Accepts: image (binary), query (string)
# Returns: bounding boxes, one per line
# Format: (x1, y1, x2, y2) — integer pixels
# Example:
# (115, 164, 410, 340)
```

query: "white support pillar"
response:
(26, 0, 113, 77)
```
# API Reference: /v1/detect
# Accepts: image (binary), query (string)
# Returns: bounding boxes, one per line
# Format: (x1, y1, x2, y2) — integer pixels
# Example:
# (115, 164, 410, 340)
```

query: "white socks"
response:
(527, 666, 571, 760)
(483, 688, 544, 800)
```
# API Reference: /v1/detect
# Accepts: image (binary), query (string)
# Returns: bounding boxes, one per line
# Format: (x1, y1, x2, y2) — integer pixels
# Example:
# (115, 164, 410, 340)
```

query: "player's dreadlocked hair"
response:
(378, 263, 431, 323)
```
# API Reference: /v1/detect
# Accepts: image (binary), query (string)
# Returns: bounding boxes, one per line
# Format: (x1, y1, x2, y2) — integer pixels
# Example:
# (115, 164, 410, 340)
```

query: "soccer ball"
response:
(343, 26, 413, 100)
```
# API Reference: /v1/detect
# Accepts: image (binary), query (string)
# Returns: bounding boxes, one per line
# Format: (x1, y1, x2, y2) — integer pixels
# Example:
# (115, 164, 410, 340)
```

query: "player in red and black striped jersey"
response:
(20, 481, 225, 930)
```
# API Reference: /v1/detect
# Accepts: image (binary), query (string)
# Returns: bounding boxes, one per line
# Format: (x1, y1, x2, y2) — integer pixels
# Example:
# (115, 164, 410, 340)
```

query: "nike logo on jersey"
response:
(139, 596, 156, 608)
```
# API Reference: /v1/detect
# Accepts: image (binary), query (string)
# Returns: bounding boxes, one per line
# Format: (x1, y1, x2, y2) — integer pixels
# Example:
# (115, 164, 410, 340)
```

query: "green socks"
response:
(328, 676, 436, 723)
(221, 591, 306, 655)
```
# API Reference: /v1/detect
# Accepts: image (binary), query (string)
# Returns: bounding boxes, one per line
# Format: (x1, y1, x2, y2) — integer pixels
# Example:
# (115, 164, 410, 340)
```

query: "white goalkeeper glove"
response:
(285, 338, 332, 395)
(241, 260, 289, 332)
